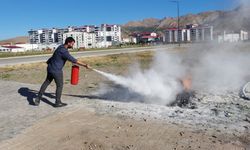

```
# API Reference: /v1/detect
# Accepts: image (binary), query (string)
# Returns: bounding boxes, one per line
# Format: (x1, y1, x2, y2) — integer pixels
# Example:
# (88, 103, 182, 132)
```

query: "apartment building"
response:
(165, 29, 177, 43)
(63, 31, 97, 49)
(218, 30, 249, 43)
(63, 25, 98, 49)
(29, 24, 121, 48)
(96, 24, 122, 47)
(240, 30, 248, 41)
(190, 25, 213, 42)
(28, 28, 69, 44)
(63, 32, 85, 49)
(164, 24, 213, 43)
(165, 28, 192, 43)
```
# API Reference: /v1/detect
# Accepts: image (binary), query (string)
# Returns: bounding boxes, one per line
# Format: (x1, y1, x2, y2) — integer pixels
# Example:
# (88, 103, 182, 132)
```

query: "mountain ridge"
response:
(0, 36, 29, 45)
(1, 5, 249, 43)
(122, 5, 250, 37)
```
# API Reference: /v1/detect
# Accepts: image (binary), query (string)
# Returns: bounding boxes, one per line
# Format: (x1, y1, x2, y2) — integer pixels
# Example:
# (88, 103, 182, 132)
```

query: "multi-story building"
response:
(28, 30, 38, 44)
(218, 30, 249, 43)
(28, 28, 70, 44)
(165, 28, 185, 43)
(240, 30, 248, 41)
(164, 24, 213, 43)
(190, 25, 213, 42)
(63, 31, 97, 49)
(165, 28, 191, 43)
(96, 24, 122, 47)
(28, 24, 121, 49)
(63, 31, 85, 49)
(165, 29, 176, 43)
(82, 32, 97, 48)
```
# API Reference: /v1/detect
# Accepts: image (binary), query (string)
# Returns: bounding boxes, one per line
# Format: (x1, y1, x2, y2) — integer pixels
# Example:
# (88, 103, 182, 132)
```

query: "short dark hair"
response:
(64, 37, 75, 44)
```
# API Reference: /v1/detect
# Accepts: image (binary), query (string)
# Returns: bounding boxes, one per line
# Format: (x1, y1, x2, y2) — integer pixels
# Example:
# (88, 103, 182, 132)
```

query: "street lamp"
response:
(170, 0, 180, 46)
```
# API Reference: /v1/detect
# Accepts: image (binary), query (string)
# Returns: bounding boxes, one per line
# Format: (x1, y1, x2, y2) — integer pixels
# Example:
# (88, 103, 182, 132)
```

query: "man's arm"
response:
(61, 49, 91, 69)
(76, 60, 91, 69)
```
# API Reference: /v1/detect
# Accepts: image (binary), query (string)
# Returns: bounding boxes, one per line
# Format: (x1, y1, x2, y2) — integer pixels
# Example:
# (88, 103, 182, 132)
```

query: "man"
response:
(34, 37, 90, 107)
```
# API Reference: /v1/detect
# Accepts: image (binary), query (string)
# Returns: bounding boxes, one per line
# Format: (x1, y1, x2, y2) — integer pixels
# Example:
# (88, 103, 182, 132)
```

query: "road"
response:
(0, 46, 170, 67)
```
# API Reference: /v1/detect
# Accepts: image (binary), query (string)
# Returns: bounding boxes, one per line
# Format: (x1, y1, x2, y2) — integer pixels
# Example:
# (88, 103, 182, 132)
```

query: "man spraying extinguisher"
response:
(34, 37, 90, 107)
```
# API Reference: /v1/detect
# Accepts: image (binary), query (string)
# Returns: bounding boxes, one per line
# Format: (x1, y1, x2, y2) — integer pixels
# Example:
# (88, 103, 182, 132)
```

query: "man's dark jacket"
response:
(47, 45, 77, 73)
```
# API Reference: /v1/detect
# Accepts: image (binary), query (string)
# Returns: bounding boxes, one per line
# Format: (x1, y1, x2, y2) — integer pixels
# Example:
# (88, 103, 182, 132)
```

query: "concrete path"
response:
(0, 80, 85, 142)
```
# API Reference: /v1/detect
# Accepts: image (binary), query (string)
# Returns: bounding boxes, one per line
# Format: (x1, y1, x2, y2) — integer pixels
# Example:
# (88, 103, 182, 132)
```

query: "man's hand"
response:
(85, 64, 92, 70)
(76, 60, 91, 70)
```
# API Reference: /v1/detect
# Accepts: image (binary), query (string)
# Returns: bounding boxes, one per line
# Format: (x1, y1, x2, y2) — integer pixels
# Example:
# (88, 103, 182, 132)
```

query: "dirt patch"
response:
(0, 106, 248, 150)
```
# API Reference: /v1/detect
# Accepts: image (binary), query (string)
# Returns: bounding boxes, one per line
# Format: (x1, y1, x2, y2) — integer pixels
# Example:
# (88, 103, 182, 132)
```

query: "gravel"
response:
(0, 80, 250, 143)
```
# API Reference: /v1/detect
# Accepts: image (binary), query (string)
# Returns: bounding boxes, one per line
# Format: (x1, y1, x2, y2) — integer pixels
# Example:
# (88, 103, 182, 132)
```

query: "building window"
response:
(106, 27, 112, 31)
(106, 36, 112, 41)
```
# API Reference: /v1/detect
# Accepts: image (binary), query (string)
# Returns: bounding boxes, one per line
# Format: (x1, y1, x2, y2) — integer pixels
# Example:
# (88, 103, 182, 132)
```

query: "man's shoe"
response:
(34, 97, 40, 106)
(54, 102, 67, 108)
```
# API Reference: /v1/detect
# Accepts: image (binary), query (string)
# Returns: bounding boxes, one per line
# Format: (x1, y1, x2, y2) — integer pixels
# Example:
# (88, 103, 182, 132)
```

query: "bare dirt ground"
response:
(0, 50, 249, 150)
(0, 104, 248, 150)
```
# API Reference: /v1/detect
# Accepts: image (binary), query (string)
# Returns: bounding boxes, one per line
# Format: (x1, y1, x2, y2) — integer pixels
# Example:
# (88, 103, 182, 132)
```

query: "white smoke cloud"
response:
(94, 50, 185, 106)
(95, 43, 250, 105)
(239, 0, 250, 7)
(231, 0, 250, 30)
(94, 1, 250, 105)
(188, 43, 250, 93)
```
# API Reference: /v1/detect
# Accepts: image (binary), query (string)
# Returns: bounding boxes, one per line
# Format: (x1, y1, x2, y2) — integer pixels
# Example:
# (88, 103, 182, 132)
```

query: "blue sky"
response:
(0, 0, 240, 40)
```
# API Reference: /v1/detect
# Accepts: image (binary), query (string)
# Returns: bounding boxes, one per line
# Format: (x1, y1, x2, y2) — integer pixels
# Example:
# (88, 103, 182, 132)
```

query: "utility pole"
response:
(170, 0, 180, 46)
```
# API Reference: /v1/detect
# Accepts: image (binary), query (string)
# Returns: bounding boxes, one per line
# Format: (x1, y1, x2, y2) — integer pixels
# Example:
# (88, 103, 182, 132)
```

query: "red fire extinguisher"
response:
(71, 64, 79, 85)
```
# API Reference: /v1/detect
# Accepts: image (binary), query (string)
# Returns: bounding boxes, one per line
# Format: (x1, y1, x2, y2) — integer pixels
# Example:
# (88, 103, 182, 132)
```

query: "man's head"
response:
(64, 37, 75, 49)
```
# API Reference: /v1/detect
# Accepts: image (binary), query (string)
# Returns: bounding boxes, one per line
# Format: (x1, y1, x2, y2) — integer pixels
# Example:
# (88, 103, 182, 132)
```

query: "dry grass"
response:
(0, 51, 154, 84)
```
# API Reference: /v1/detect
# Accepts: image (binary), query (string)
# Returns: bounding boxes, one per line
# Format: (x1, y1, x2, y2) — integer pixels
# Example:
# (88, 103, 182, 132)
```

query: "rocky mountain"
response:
(122, 5, 250, 37)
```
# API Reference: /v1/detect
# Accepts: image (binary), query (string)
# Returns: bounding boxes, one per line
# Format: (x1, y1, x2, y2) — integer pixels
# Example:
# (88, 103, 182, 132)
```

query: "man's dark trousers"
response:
(38, 71, 63, 103)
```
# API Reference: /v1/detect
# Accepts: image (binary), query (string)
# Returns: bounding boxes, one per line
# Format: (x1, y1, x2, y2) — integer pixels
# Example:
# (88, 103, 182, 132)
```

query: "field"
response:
(0, 47, 249, 150)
